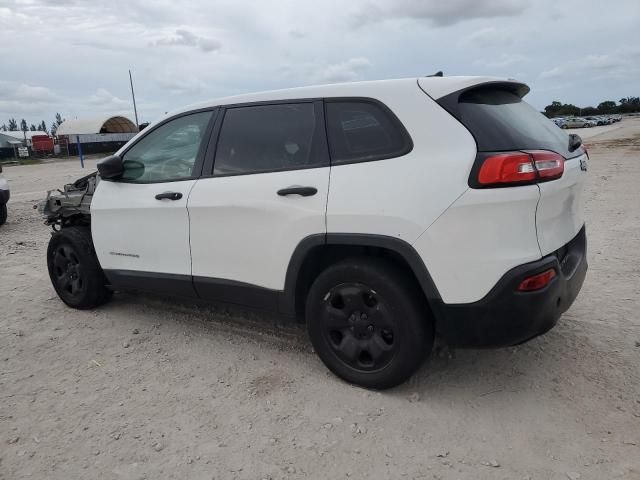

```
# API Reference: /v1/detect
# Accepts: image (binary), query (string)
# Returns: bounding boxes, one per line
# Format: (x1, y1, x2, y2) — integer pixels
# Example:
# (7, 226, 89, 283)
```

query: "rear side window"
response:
(325, 101, 412, 164)
(453, 88, 575, 158)
(214, 103, 327, 175)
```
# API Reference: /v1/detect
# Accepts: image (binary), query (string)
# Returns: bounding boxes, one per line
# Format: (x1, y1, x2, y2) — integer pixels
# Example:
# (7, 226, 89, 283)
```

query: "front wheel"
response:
(47, 226, 112, 309)
(306, 258, 433, 389)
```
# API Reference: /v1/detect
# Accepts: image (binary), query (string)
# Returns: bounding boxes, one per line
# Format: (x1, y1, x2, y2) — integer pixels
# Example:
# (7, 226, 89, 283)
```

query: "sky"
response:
(1, 0, 639, 129)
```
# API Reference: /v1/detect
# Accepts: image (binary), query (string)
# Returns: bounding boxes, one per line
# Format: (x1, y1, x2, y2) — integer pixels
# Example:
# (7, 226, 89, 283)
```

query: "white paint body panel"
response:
(536, 154, 587, 255)
(0, 176, 8, 193)
(91, 180, 196, 275)
(413, 186, 542, 304)
(88, 76, 586, 307)
(188, 168, 329, 289)
(326, 82, 477, 242)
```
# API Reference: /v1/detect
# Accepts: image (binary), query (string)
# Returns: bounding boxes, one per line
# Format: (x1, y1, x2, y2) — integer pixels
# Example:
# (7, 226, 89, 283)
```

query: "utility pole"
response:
(129, 69, 140, 130)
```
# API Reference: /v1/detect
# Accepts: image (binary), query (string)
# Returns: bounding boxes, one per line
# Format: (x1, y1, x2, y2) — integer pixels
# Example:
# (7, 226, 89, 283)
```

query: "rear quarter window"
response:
(325, 100, 412, 164)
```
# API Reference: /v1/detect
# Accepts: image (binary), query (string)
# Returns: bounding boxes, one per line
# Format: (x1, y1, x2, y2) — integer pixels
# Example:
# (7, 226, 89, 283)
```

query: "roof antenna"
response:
(427, 71, 443, 77)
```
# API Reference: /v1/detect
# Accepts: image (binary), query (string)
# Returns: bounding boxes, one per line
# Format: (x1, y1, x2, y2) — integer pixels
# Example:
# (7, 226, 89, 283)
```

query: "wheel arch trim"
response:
(280, 233, 443, 317)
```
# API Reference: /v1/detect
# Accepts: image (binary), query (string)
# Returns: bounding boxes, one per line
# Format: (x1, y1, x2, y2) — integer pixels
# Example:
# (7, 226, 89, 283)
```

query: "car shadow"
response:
(108, 291, 587, 400)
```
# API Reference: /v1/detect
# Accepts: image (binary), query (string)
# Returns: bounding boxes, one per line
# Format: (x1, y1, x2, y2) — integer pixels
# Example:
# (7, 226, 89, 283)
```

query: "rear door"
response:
(187, 101, 330, 305)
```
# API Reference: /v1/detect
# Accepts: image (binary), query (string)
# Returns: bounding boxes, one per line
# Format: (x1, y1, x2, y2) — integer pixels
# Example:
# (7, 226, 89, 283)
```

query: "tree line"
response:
(0, 113, 65, 135)
(544, 97, 640, 118)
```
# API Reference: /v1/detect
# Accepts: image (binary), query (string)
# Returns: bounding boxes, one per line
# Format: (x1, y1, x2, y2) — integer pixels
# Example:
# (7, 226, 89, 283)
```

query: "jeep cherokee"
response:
(40, 76, 588, 389)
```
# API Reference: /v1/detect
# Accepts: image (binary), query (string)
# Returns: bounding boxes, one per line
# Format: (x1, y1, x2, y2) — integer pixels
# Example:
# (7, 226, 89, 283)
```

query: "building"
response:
(56, 115, 138, 155)
(0, 130, 50, 159)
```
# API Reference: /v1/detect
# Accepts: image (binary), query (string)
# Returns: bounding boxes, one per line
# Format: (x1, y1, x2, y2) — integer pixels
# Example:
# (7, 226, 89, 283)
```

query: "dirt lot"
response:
(1, 120, 639, 480)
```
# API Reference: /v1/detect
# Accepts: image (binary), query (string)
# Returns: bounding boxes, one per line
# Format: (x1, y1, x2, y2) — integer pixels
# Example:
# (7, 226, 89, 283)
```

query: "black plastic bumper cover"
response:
(0, 189, 9, 205)
(434, 225, 587, 348)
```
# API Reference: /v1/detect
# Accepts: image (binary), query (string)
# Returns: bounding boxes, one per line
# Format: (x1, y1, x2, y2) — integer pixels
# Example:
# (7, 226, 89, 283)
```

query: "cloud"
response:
(352, 0, 528, 27)
(318, 58, 372, 83)
(539, 48, 640, 81)
(473, 53, 528, 69)
(13, 84, 61, 103)
(151, 28, 221, 53)
(88, 89, 130, 109)
(539, 66, 565, 80)
(156, 76, 206, 95)
(464, 27, 514, 47)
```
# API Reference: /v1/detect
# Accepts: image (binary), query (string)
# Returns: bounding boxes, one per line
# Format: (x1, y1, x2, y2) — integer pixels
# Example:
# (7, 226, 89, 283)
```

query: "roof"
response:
(116, 76, 526, 156)
(174, 76, 521, 116)
(56, 115, 138, 135)
(0, 130, 49, 140)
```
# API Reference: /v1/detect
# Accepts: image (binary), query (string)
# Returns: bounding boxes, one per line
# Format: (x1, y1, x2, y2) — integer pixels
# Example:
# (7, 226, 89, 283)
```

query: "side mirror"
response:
(97, 155, 124, 179)
(568, 133, 582, 152)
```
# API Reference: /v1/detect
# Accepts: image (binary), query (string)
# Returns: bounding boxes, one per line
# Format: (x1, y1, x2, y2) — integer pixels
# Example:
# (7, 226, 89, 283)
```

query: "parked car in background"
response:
(552, 118, 567, 128)
(0, 164, 9, 225)
(565, 117, 595, 128)
(588, 116, 613, 126)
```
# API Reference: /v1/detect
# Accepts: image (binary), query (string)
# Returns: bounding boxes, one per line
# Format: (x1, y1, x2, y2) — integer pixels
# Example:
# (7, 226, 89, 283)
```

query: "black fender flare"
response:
(279, 233, 442, 317)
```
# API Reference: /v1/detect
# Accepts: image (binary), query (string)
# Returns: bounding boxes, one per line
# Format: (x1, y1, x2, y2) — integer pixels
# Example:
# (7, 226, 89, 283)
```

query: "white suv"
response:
(41, 77, 588, 389)
(0, 164, 9, 225)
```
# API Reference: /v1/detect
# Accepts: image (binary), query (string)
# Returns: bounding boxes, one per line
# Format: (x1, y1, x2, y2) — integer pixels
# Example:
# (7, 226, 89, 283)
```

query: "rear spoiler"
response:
(418, 76, 529, 101)
(421, 79, 530, 130)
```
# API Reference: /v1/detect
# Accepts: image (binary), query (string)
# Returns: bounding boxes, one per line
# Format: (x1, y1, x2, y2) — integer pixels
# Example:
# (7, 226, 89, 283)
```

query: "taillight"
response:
(473, 150, 564, 188)
(517, 268, 556, 292)
(526, 150, 564, 181)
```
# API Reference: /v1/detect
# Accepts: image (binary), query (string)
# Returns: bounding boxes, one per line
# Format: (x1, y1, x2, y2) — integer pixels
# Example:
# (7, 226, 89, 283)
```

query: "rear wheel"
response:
(47, 227, 112, 309)
(0, 204, 6, 225)
(306, 258, 433, 389)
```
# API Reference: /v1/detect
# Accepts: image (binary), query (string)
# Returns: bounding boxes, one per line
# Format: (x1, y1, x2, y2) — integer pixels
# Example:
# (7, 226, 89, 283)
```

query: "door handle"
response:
(155, 192, 183, 201)
(277, 186, 317, 197)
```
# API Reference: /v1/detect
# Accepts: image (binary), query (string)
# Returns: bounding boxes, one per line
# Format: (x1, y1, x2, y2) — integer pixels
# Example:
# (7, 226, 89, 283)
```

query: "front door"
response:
(91, 110, 215, 294)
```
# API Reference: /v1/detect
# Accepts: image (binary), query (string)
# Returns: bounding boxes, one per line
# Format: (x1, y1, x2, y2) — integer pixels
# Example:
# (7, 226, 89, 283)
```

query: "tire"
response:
(0, 204, 6, 226)
(47, 226, 112, 309)
(306, 258, 434, 389)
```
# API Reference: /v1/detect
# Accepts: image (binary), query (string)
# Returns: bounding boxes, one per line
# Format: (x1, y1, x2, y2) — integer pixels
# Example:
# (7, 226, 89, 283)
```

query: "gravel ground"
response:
(1, 120, 639, 480)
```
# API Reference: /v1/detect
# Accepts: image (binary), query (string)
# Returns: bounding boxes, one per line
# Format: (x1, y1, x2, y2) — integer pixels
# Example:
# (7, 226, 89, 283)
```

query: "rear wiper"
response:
(568, 133, 582, 152)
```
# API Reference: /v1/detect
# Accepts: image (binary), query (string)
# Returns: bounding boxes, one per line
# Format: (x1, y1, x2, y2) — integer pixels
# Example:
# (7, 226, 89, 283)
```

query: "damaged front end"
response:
(36, 172, 97, 229)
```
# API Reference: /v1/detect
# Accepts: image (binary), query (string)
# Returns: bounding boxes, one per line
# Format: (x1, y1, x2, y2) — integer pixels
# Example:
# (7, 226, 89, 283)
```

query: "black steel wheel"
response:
(51, 244, 85, 299)
(47, 227, 112, 309)
(320, 283, 398, 372)
(306, 258, 433, 389)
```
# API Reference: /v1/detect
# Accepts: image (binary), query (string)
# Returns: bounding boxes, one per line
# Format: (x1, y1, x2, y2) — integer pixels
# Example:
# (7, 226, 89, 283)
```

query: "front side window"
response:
(121, 111, 213, 182)
(325, 101, 411, 164)
(214, 103, 325, 175)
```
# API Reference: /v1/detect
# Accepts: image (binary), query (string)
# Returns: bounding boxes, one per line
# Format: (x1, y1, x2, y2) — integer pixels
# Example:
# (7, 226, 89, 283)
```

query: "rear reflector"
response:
(517, 268, 556, 292)
(475, 150, 564, 187)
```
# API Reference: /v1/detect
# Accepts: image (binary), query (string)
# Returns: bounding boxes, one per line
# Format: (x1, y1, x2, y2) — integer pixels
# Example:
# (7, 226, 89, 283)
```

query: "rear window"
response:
(325, 101, 412, 164)
(453, 88, 575, 158)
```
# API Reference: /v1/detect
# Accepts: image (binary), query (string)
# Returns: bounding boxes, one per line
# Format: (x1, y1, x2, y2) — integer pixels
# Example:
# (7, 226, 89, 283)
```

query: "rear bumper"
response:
(0, 188, 9, 205)
(434, 225, 587, 348)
